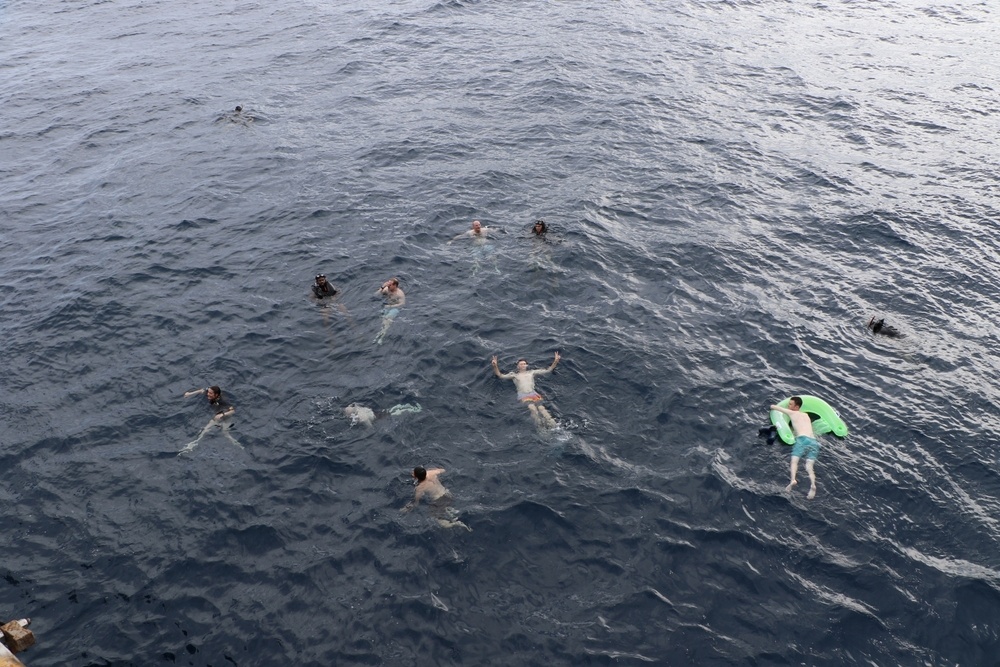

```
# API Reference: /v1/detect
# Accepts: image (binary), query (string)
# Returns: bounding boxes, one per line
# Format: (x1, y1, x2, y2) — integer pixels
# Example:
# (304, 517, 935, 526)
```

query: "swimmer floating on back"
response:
(179, 385, 243, 455)
(770, 396, 819, 499)
(492, 352, 561, 429)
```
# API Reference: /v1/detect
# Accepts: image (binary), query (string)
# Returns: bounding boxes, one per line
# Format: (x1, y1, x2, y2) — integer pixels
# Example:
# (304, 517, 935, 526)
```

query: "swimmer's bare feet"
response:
(807, 485, 816, 500)
(785, 479, 797, 493)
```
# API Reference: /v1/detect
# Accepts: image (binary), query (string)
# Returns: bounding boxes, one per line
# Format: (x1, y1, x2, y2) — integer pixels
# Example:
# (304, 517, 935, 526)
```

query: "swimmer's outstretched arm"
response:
(770, 404, 793, 415)
(491, 356, 514, 379)
(183, 388, 206, 398)
(533, 351, 561, 376)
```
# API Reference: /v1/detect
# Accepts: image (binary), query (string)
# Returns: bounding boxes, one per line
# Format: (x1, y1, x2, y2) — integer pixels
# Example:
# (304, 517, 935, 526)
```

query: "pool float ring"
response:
(770, 395, 848, 445)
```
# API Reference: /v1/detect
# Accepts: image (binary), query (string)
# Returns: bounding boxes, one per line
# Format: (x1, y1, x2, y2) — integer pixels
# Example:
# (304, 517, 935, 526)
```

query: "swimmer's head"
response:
(315, 273, 327, 285)
(472, 220, 482, 232)
(532, 220, 547, 235)
(207, 386, 222, 401)
(789, 396, 802, 410)
(413, 466, 427, 482)
(516, 358, 528, 371)
(235, 105, 242, 113)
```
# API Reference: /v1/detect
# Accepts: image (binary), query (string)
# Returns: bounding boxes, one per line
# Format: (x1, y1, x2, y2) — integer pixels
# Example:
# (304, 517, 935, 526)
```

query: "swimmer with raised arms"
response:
(492, 352, 561, 429)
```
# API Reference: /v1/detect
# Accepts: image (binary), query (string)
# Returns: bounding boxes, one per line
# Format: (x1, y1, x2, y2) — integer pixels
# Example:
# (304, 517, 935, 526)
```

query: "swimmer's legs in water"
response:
(786, 455, 817, 499)
(436, 518, 473, 531)
(220, 421, 244, 449)
(805, 458, 817, 499)
(179, 420, 216, 455)
(527, 403, 557, 430)
(178, 419, 242, 455)
(432, 504, 472, 531)
(375, 313, 395, 345)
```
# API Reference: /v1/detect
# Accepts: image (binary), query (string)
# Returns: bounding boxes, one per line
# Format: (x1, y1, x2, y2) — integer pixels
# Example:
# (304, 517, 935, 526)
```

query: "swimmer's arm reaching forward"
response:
(770, 404, 793, 416)
(491, 356, 514, 379)
(183, 388, 206, 398)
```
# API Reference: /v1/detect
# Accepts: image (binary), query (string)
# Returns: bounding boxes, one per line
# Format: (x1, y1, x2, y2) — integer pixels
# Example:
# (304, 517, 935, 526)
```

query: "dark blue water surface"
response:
(3, 0, 1000, 665)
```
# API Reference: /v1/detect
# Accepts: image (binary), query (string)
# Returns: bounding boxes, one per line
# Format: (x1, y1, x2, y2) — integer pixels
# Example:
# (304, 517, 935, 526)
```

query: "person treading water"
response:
(401, 466, 471, 531)
(491, 351, 561, 429)
(179, 385, 243, 454)
(374, 277, 405, 345)
(448, 219, 492, 245)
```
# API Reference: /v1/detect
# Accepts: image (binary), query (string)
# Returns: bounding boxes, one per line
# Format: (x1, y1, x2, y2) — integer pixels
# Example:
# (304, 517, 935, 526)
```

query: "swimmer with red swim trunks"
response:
(491, 351, 561, 429)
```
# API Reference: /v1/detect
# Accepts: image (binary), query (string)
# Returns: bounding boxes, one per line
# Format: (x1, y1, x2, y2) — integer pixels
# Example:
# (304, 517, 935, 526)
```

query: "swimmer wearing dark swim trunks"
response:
(492, 352, 561, 429)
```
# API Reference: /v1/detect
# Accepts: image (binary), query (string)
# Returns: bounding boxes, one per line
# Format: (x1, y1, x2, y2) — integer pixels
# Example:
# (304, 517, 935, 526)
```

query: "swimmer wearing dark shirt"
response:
(868, 317, 902, 338)
(312, 274, 338, 299)
(179, 385, 242, 453)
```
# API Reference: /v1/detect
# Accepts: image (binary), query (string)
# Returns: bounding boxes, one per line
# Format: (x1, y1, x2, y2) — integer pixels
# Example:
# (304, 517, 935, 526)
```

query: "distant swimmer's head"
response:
(413, 466, 427, 482)
(516, 358, 528, 371)
(472, 220, 483, 232)
(235, 105, 243, 113)
(315, 273, 327, 286)
(532, 220, 547, 235)
(207, 386, 222, 402)
(789, 396, 802, 410)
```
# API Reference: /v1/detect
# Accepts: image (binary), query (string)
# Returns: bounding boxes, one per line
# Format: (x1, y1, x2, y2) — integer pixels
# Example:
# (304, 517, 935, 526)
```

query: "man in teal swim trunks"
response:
(492, 352, 561, 429)
(374, 277, 405, 345)
(770, 396, 819, 499)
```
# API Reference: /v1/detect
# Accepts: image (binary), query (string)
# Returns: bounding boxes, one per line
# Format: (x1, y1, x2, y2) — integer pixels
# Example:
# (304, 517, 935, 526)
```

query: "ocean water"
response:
(3, 0, 1000, 665)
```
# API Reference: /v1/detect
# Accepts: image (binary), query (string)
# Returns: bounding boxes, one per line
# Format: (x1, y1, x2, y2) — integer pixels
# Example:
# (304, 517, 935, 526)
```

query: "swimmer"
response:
(311, 272, 351, 326)
(770, 396, 818, 499)
(311, 273, 338, 299)
(179, 386, 243, 454)
(401, 467, 471, 531)
(448, 219, 492, 244)
(374, 277, 405, 345)
(491, 352, 561, 429)
(531, 219, 547, 237)
(221, 105, 253, 126)
(344, 402, 422, 427)
(867, 317, 902, 338)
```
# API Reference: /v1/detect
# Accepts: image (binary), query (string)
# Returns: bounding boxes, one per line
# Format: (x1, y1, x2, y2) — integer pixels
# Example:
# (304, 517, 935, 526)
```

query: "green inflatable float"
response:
(769, 395, 848, 445)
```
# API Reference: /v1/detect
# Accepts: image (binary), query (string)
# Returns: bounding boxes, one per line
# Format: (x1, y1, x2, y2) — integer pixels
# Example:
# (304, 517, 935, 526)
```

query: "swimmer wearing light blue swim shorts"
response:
(374, 277, 405, 345)
(770, 396, 820, 500)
